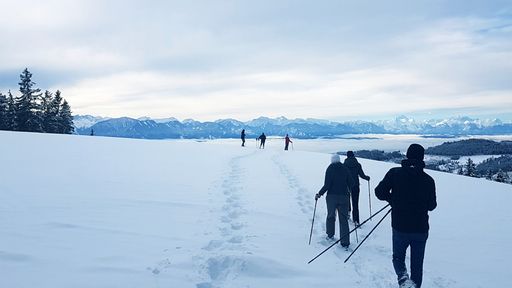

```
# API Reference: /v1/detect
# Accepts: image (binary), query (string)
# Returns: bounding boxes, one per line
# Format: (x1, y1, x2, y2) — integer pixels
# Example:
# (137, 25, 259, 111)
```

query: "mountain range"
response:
(74, 115, 512, 139)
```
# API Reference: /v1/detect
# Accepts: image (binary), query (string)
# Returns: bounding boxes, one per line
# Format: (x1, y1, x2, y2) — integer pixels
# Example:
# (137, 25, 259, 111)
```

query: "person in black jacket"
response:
(315, 154, 355, 247)
(258, 133, 266, 149)
(241, 129, 246, 147)
(375, 144, 437, 288)
(344, 151, 370, 225)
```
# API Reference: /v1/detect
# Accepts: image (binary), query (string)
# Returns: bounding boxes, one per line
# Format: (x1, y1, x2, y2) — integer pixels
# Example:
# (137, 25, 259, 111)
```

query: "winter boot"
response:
(399, 277, 416, 288)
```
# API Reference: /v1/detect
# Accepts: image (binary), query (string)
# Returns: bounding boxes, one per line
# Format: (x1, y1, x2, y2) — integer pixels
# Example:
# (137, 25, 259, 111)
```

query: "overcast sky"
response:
(0, 0, 511, 121)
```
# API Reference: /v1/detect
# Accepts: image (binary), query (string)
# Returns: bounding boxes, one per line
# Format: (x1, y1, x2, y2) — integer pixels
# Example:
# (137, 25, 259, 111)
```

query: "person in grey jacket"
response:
(344, 151, 370, 225)
(315, 154, 355, 247)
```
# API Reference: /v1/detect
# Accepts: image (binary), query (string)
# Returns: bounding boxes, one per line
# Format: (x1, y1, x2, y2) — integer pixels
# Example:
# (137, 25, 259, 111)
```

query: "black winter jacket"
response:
(318, 162, 355, 197)
(344, 157, 369, 187)
(375, 159, 437, 233)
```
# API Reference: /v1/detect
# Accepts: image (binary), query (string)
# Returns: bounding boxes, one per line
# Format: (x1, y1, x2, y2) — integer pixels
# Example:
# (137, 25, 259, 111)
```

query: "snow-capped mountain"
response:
(74, 115, 512, 139)
(73, 115, 111, 129)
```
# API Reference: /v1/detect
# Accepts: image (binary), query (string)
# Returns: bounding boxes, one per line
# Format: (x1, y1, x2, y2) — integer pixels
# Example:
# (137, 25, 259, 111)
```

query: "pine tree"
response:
(41, 90, 55, 133)
(0, 92, 8, 130)
(6, 90, 16, 130)
(486, 170, 494, 180)
(15, 68, 43, 132)
(58, 99, 74, 134)
(496, 170, 506, 183)
(49, 90, 63, 133)
(465, 158, 476, 177)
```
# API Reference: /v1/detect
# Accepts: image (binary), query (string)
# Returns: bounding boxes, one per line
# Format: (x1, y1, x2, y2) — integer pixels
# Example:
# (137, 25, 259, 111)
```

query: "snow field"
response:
(0, 131, 511, 287)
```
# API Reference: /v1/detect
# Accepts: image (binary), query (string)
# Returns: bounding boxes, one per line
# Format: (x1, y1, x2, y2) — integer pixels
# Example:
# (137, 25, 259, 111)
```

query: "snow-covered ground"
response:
(1, 131, 511, 288)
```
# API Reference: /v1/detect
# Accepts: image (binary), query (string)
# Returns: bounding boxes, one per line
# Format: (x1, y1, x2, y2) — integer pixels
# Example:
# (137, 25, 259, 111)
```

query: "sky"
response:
(0, 0, 511, 122)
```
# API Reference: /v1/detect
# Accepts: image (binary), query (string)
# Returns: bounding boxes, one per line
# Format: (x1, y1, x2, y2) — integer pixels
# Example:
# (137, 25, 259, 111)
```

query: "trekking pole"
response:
(308, 204, 390, 264)
(308, 199, 318, 245)
(344, 208, 391, 263)
(368, 180, 372, 220)
(354, 222, 359, 243)
(292, 142, 294, 150)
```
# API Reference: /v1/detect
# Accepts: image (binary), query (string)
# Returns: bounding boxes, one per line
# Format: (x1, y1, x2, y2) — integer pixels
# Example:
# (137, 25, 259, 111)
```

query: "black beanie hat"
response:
(346, 151, 355, 158)
(406, 144, 425, 160)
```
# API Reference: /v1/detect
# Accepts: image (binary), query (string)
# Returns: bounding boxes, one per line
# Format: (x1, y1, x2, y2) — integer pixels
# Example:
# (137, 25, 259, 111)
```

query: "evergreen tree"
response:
(458, 166, 464, 175)
(496, 170, 506, 183)
(0, 92, 8, 130)
(465, 158, 477, 177)
(6, 90, 16, 130)
(49, 90, 63, 133)
(58, 99, 74, 134)
(486, 170, 494, 180)
(41, 90, 55, 133)
(15, 68, 43, 132)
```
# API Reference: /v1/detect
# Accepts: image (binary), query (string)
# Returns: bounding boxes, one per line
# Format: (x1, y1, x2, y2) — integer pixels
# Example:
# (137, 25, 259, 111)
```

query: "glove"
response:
(365, 176, 371, 181)
(315, 193, 321, 200)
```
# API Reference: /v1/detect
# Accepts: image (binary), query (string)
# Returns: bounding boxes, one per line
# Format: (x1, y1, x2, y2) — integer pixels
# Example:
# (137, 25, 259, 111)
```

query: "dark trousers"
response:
(392, 229, 428, 288)
(260, 140, 265, 148)
(350, 185, 360, 223)
(285, 143, 289, 150)
(241, 138, 245, 146)
(326, 194, 350, 246)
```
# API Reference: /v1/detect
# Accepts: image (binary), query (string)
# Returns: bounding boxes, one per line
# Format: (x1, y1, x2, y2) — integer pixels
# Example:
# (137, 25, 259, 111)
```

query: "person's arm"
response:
(375, 169, 393, 203)
(428, 179, 437, 211)
(358, 164, 370, 181)
(316, 167, 331, 199)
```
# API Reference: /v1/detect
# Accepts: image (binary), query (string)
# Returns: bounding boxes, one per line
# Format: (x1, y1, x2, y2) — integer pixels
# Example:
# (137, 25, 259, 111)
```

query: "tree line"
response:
(0, 68, 74, 134)
(425, 139, 512, 156)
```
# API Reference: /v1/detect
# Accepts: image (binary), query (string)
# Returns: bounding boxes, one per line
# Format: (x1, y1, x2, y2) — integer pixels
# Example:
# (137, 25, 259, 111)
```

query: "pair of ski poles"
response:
(308, 203, 391, 264)
(308, 180, 372, 245)
(308, 181, 386, 263)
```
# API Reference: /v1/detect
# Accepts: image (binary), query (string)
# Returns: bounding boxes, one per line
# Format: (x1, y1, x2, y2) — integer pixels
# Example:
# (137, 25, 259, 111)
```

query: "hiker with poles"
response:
(284, 134, 293, 150)
(314, 154, 355, 248)
(344, 151, 370, 226)
(375, 144, 437, 288)
(258, 133, 266, 149)
(241, 129, 246, 147)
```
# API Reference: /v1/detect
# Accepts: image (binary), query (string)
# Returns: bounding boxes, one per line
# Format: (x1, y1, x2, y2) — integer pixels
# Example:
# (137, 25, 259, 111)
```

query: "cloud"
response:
(0, 1, 511, 121)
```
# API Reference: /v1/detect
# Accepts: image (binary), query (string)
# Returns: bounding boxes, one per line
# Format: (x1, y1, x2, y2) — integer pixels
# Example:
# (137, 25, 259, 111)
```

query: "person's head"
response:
(406, 144, 425, 161)
(286, 134, 288, 137)
(331, 154, 340, 163)
(346, 151, 355, 158)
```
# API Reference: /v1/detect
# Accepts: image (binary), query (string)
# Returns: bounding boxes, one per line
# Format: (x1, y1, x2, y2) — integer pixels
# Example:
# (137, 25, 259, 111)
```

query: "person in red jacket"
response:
(284, 134, 293, 150)
(375, 144, 437, 288)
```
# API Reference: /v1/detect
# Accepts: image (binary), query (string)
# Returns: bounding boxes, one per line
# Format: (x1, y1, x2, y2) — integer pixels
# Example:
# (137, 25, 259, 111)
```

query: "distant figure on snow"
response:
(258, 133, 266, 149)
(241, 129, 246, 147)
(344, 151, 370, 226)
(375, 144, 437, 288)
(284, 134, 293, 150)
(315, 154, 355, 248)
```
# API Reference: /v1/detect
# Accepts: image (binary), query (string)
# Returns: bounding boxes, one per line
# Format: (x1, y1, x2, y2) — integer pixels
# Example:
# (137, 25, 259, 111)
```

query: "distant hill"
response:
(74, 115, 512, 139)
(425, 139, 512, 156)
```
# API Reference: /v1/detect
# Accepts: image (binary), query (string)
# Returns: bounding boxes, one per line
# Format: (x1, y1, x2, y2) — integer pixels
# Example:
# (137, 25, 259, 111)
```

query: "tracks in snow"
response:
(194, 150, 451, 288)
(196, 153, 253, 288)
